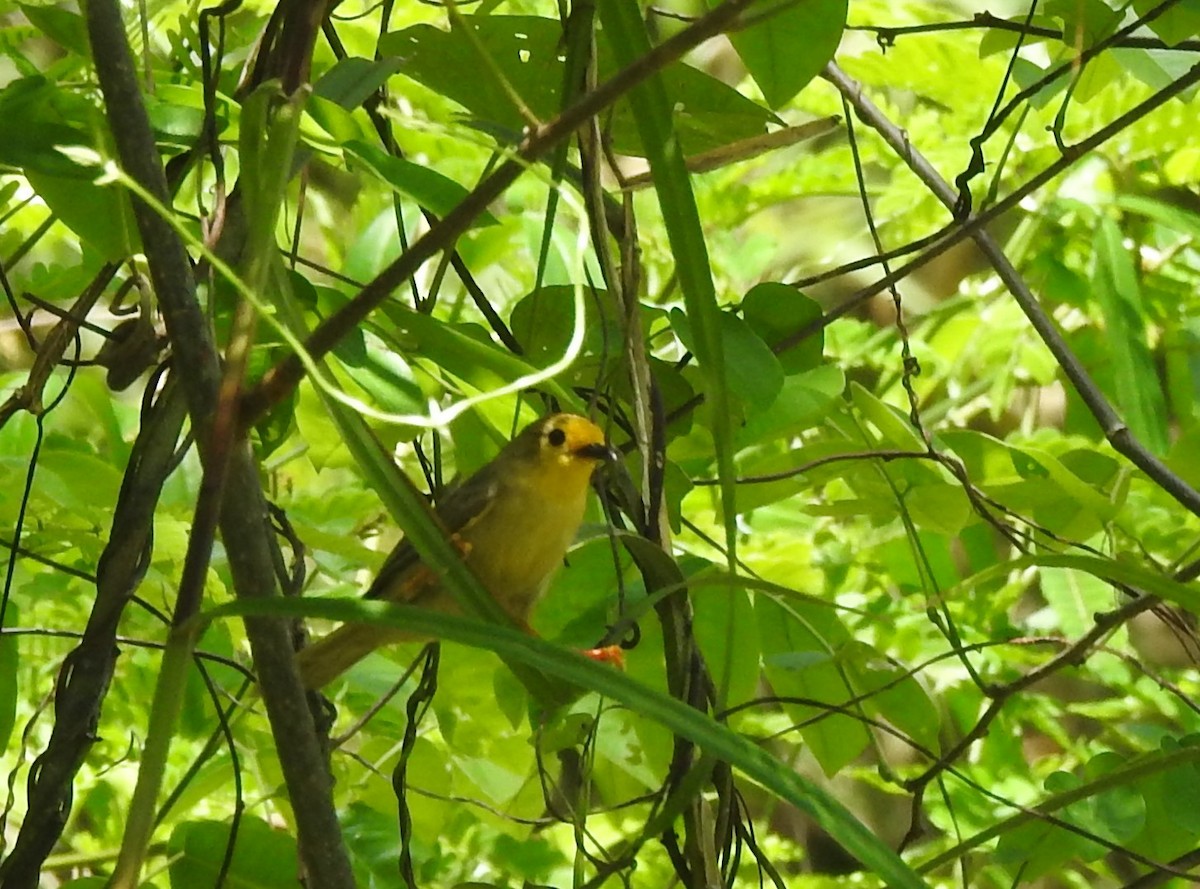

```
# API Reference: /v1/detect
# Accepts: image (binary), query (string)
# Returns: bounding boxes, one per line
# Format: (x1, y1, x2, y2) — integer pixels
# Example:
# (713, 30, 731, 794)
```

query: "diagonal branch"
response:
(240, 0, 765, 425)
(822, 61, 1200, 520)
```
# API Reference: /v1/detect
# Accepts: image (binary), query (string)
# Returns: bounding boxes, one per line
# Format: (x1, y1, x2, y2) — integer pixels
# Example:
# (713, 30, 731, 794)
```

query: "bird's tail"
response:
(295, 622, 409, 690)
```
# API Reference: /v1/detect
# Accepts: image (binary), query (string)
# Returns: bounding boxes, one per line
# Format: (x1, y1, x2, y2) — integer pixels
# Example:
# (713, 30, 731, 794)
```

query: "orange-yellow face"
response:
(536, 413, 615, 470)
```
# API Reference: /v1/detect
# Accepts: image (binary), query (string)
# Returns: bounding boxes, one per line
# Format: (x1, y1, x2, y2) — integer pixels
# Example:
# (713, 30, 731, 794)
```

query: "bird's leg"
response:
(513, 619, 625, 669)
(580, 645, 625, 669)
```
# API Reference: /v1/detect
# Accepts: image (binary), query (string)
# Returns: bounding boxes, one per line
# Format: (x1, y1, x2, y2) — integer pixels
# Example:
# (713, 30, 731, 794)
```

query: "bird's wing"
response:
(364, 468, 503, 602)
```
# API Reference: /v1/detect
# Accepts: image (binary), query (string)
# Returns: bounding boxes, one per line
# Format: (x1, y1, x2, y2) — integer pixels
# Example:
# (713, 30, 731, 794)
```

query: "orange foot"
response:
(581, 645, 625, 670)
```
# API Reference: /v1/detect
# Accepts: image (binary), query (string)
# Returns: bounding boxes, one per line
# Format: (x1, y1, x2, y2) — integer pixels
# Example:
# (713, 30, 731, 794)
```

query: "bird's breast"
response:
(462, 479, 588, 619)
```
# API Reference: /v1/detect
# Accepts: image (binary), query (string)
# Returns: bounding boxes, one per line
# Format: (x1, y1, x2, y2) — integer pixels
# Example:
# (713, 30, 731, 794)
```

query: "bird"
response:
(295, 412, 619, 690)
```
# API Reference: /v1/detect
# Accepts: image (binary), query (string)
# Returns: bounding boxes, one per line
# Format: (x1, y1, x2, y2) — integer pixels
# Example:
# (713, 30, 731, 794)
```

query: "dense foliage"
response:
(2, 0, 1200, 886)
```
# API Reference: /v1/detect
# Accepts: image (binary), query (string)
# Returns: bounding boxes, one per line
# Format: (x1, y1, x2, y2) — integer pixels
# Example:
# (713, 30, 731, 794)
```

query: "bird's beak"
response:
(576, 442, 618, 462)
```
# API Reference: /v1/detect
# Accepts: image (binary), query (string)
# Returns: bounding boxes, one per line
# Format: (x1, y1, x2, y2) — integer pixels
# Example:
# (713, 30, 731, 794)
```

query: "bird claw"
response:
(581, 644, 625, 670)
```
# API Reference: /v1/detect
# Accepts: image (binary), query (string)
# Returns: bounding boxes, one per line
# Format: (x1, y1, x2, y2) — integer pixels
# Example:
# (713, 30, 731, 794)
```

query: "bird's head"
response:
(507, 413, 616, 481)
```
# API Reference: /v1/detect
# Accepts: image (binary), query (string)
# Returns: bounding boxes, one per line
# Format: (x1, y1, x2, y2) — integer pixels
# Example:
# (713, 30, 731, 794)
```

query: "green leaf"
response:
(755, 596, 868, 776)
(848, 641, 941, 752)
(671, 308, 783, 412)
(957, 553, 1200, 615)
(720, 0, 847, 108)
(742, 282, 824, 374)
(850, 382, 925, 449)
(508, 284, 621, 384)
(1092, 216, 1169, 455)
(345, 139, 498, 224)
(1133, 0, 1200, 46)
(26, 168, 139, 261)
(167, 817, 299, 889)
(738, 365, 845, 446)
(693, 583, 759, 708)
(332, 332, 425, 414)
(1041, 566, 1115, 636)
(456, 754, 526, 804)
(303, 95, 364, 146)
(313, 55, 405, 108)
(145, 91, 207, 144)
(379, 16, 779, 157)
(374, 301, 574, 407)
(20, 3, 90, 57)
(905, 482, 972, 536)
(1046, 0, 1121, 45)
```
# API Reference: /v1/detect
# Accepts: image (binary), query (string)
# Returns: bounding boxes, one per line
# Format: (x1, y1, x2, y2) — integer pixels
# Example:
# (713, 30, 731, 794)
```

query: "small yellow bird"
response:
(296, 413, 619, 690)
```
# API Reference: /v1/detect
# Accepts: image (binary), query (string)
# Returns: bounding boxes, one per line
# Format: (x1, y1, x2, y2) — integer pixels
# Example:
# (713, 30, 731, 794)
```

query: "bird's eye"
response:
(547, 427, 567, 447)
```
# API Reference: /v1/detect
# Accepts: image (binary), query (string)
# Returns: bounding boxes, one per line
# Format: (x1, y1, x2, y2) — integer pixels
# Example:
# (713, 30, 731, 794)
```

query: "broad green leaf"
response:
(1167, 422, 1200, 489)
(331, 339, 425, 415)
(1092, 216, 1169, 455)
(340, 802, 405, 886)
(870, 531, 960, 596)
(742, 282, 824, 374)
(27, 169, 139, 261)
(379, 16, 779, 157)
(671, 308, 783, 412)
(905, 482, 972, 536)
(313, 55, 405, 108)
(345, 139, 498, 224)
(374, 302, 574, 407)
(1046, 0, 1121, 44)
(508, 285, 622, 386)
(720, 0, 847, 108)
(997, 753, 1146, 879)
(1154, 738, 1200, 833)
(1133, 0, 1200, 46)
(994, 776, 1100, 879)
(20, 3, 90, 57)
(850, 382, 925, 449)
(1011, 57, 1071, 109)
(755, 596, 868, 776)
(693, 583, 759, 708)
(303, 95, 364, 147)
(1012, 445, 1118, 520)
(167, 817, 298, 889)
(956, 553, 1200, 615)
(979, 15, 1063, 56)
(1041, 566, 1116, 636)
(1113, 45, 1200, 92)
(33, 450, 123, 514)
(145, 94, 207, 145)
(846, 641, 941, 752)
(738, 365, 845, 445)
(456, 754, 526, 804)
(921, 741, 1200, 874)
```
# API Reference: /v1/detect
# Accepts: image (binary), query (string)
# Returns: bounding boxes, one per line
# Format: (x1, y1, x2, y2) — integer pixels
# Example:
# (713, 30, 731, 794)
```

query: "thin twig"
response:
(823, 61, 1200, 520)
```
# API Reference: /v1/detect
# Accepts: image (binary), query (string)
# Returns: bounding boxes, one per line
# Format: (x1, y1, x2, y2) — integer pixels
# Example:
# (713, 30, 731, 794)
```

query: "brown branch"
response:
(850, 12, 1200, 53)
(240, 0, 764, 426)
(0, 265, 119, 428)
(821, 60, 1200, 520)
(80, 0, 355, 882)
(905, 592, 1159, 798)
